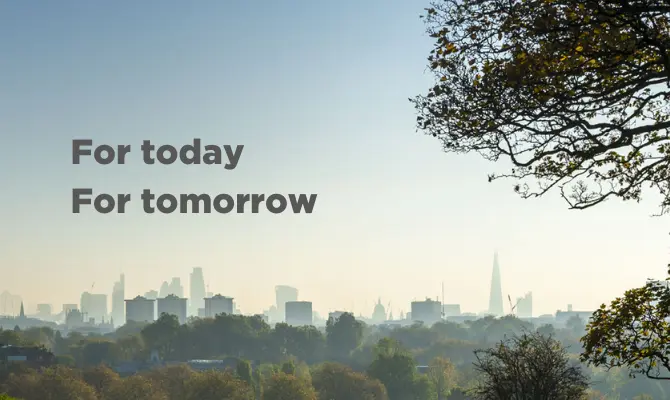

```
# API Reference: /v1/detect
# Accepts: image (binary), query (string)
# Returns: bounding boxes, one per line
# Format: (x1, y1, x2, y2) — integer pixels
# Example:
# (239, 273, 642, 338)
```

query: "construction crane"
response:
(508, 294, 518, 316)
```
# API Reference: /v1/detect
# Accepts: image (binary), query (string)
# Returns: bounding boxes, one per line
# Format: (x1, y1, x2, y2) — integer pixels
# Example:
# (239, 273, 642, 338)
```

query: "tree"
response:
(116, 334, 145, 361)
(263, 373, 317, 400)
(311, 362, 388, 400)
(367, 338, 431, 400)
(141, 313, 180, 360)
(411, 0, 670, 213)
(427, 357, 457, 400)
(326, 313, 364, 359)
(581, 278, 670, 380)
(0, 330, 23, 346)
(4, 366, 98, 400)
(183, 370, 254, 400)
(102, 374, 168, 400)
(236, 359, 253, 384)
(270, 323, 326, 364)
(471, 332, 589, 399)
(142, 364, 195, 400)
(536, 324, 556, 337)
(566, 315, 586, 337)
(281, 360, 296, 375)
(82, 364, 121, 394)
(80, 339, 123, 367)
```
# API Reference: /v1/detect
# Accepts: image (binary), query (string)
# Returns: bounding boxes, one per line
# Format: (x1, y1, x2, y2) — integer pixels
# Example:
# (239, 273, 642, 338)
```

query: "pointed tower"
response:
(19, 302, 25, 319)
(488, 252, 504, 316)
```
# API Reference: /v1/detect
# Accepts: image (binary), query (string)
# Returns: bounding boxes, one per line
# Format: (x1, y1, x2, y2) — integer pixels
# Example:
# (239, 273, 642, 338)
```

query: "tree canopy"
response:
(581, 275, 670, 380)
(411, 0, 670, 213)
(471, 332, 589, 399)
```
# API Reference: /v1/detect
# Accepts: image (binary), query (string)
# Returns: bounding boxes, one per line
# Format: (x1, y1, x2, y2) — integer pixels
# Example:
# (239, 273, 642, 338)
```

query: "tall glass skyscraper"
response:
(190, 267, 206, 317)
(488, 252, 504, 316)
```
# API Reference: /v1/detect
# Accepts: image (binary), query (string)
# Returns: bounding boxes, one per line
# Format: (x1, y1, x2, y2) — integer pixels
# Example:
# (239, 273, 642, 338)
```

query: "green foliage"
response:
(101, 374, 167, 400)
(581, 278, 670, 380)
(3, 365, 98, 400)
(235, 359, 253, 383)
(1, 311, 664, 398)
(182, 370, 254, 400)
(281, 360, 296, 375)
(82, 364, 121, 394)
(367, 338, 434, 400)
(141, 313, 181, 360)
(471, 332, 589, 399)
(312, 362, 388, 400)
(411, 0, 670, 214)
(263, 372, 317, 400)
(427, 357, 457, 400)
(142, 364, 194, 400)
(326, 312, 365, 359)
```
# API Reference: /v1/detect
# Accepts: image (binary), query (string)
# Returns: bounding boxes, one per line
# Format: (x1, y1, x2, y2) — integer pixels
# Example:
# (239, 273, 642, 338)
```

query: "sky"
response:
(1, 1, 668, 318)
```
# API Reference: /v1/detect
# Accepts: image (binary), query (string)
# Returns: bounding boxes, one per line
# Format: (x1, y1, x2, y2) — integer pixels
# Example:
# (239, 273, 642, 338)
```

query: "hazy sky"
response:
(1, 1, 668, 317)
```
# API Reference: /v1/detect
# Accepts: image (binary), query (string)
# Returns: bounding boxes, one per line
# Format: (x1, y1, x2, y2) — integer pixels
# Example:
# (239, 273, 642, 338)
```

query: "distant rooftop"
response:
(207, 294, 233, 300)
(126, 296, 155, 302)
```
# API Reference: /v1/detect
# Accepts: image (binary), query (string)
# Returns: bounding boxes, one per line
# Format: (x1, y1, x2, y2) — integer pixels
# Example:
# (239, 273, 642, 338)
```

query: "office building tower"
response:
(157, 295, 188, 324)
(80, 292, 108, 324)
(170, 278, 184, 298)
(62, 304, 77, 315)
(285, 301, 312, 326)
(411, 298, 442, 326)
(111, 274, 125, 327)
(0, 291, 22, 316)
(36, 304, 52, 317)
(204, 294, 234, 317)
(275, 285, 298, 322)
(190, 268, 206, 317)
(516, 292, 533, 318)
(488, 251, 504, 316)
(125, 296, 156, 323)
(442, 304, 461, 317)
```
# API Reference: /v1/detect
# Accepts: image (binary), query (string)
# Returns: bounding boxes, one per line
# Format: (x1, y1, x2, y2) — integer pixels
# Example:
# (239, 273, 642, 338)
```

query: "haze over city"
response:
(1, 0, 668, 318)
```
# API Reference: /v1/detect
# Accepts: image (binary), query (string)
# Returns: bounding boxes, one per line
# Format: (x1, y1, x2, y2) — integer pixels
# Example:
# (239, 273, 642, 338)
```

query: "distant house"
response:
(0, 344, 55, 367)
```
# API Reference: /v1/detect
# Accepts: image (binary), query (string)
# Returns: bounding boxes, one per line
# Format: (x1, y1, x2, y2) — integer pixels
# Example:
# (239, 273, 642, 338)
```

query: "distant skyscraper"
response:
(80, 292, 108, 323)
(170, 278, 184, 298)
(159, 279, 183, 298)
(190, 268, 206, 317)
(144, 290, 158, 300)
(125, 296, 156, 323)
(275, 285, 299, 322)
(488, 252, 504, 316)
(516, 292, 533, 318)
(111, 274, 125, 327)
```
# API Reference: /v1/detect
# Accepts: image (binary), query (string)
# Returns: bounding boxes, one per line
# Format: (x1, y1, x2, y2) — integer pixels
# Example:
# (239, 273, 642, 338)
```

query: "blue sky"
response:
(1, 1, 668, 317)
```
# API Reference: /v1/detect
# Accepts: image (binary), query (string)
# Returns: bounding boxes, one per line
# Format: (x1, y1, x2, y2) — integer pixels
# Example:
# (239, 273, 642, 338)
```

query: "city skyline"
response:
(0, 251, 611, 318)
(1, 1, 668, 319)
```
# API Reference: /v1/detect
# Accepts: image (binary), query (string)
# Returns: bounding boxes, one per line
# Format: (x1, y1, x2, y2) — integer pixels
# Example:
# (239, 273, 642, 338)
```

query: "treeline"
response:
(0, 313, 666, 399)
(0, 361, 388, 400)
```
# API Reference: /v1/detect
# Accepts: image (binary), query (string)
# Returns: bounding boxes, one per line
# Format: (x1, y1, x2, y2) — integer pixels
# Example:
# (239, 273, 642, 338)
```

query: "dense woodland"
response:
(0, 313, 666, 399)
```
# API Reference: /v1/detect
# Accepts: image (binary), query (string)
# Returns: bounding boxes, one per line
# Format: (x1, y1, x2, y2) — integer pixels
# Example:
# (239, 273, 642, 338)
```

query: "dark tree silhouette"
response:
(471, 332, 589, 399)
(581, 275, 670, 380)
(411, 0, 670, 213)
